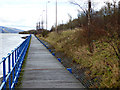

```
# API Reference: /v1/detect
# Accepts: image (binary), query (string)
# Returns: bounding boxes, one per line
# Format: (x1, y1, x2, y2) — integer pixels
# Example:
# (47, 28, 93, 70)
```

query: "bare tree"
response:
(70, 0, 94, 53)
(70, 0, 87, 14)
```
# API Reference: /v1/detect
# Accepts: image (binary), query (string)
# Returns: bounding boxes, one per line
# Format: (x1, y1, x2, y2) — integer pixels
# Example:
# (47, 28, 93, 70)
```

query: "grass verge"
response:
(37, 29, 120, 88)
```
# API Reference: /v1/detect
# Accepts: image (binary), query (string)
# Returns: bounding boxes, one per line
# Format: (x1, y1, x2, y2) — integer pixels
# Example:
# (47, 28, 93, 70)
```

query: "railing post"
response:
(12, 50, 14, 86)
(16, 48, 19, 83)
(8, 53, 11, 89)
(2, 57, 6, 89)
(17, 47, 19, 60)
(15, 49, 17, 84)
(18, 47, 20, 58)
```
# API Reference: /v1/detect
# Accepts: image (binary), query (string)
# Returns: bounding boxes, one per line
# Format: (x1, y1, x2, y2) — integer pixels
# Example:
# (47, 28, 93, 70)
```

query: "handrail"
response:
(34, 35, 47, 48)
(0, 34, 31, 89)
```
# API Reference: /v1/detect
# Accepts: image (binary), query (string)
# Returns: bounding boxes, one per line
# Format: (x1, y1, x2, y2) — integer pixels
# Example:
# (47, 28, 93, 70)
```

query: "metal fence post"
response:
(8, 53, 11, 89)
(2, 57, 6, 89)
(12, 50, 14, 86)
(15, 49, 17, 84)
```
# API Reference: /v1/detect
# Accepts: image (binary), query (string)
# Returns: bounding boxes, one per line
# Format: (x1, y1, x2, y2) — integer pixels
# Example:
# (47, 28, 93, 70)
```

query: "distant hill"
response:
(0, 26, 24, 33)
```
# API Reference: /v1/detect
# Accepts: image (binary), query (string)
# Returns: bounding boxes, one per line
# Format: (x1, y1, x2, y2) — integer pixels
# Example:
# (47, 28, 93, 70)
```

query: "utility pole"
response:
(88, 0, 93, 53)
(55, 0, 58, 33)
(88, 0, 91, 29)
(118, 1, 120, 25)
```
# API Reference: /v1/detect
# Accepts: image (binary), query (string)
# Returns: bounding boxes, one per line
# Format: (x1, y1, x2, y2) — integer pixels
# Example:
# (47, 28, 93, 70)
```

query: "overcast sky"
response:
(0, 0, 119, 31)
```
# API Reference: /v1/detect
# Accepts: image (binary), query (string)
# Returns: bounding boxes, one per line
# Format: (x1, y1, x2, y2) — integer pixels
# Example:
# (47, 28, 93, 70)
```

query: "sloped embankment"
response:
(37, 29, 120, 88)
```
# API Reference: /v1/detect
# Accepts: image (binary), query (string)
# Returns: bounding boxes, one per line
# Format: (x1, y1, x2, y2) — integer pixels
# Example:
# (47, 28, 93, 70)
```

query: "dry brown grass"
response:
(37, 29, 120, 88)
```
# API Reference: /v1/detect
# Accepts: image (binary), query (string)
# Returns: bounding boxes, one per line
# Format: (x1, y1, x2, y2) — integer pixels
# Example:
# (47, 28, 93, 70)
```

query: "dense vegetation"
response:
(37, 29, 119, 88)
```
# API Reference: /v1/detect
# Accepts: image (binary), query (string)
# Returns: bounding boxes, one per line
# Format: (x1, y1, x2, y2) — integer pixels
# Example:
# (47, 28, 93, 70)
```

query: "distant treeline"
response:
(19, 30, 37, 34)
(19, 29, 50, 37)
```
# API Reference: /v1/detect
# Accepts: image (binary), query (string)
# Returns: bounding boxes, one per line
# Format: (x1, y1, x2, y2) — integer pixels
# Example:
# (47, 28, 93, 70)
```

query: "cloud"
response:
(1, 0, 118, 31)
(0, 0, 77, 30)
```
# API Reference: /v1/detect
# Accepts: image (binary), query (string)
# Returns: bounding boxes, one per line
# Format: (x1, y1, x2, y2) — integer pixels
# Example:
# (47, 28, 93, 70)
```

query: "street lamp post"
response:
(55, 0, 58, 33)
(46, 1, 50, 30)
(36, 23, 38, 30)
(39, 15, 42, 30)
(39, 22, 40, 30)
(41, 10, 45, 30)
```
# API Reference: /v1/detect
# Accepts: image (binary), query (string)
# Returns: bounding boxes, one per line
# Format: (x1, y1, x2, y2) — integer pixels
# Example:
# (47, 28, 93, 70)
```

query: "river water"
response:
(0, 33, 29, 77)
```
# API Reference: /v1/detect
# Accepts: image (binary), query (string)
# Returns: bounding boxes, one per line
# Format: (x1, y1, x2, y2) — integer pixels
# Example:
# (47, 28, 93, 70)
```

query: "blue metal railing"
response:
(0, 34, 31, 89)
(34, 35, 48, 48)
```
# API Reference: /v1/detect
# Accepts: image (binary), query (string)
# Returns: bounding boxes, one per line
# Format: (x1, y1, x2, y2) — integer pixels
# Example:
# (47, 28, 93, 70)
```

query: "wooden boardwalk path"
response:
(19, 35, 84, 88)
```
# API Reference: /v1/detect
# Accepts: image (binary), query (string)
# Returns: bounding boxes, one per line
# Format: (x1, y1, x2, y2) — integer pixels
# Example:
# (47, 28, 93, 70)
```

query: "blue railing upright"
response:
(0, 34, 31, 89)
